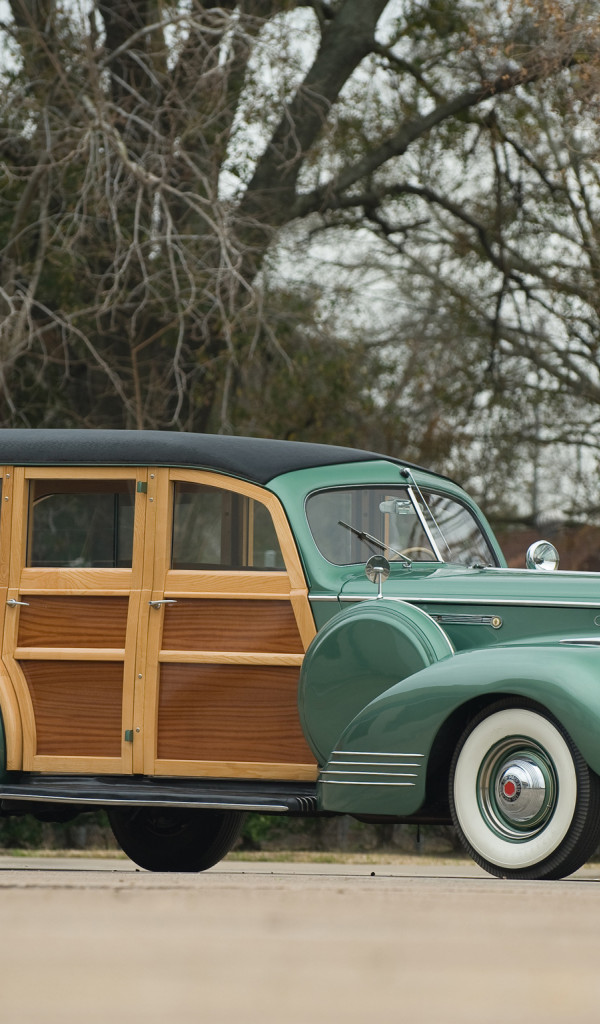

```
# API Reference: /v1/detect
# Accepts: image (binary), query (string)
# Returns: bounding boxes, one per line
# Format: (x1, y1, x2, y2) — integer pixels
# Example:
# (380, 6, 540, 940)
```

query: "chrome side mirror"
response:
(365, 555, 390, 598)
(526, 540, 560, 572)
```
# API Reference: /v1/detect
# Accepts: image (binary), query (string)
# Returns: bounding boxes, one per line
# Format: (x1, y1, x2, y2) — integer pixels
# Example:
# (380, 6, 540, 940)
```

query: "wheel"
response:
(449, 699, 600, 880)
(107, 806, 246, 872)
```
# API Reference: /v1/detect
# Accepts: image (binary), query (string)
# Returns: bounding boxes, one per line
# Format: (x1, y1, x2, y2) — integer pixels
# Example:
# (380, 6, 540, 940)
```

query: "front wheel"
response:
(107, 806, 246, 872)
(449, 700, 600, 880)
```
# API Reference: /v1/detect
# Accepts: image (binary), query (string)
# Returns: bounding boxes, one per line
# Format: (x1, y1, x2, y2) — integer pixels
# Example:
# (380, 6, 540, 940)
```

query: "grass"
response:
(226, 849, 472, 864)
(0, 847, 471, 864)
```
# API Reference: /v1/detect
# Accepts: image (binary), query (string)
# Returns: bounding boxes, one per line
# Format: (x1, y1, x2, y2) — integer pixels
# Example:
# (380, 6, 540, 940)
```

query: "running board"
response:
(0, 775, 318, 815)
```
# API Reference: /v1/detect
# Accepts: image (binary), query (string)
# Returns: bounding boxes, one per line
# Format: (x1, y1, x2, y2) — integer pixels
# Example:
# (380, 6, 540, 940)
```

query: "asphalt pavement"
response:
(0, 856, 598, 1024)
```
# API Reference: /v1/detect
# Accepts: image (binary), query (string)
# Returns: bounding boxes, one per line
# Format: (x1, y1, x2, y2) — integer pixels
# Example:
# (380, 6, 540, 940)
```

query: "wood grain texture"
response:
(164, 570, 292, 597)
(18, 596, 129, 648)
(157, 651, 304, 666)
(19, 568, 133, 593)
(157, 663, 316, 765)
(22, 661, 123, 757)
(161, 599, 304, 654)
(153, 759, 318, 781)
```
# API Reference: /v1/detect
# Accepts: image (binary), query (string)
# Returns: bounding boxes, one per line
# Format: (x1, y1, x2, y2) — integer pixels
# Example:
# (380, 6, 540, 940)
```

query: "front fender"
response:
(319, 644, 600, 817)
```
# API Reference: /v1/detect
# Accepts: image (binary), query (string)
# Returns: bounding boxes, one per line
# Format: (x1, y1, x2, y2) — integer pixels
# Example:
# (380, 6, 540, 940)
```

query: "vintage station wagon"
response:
(0, 429, 598, 880)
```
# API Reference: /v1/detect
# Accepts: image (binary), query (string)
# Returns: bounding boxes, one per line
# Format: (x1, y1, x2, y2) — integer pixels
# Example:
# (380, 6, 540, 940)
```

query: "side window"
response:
(172, 482, 285, 571)
(28, 479, 135, 568)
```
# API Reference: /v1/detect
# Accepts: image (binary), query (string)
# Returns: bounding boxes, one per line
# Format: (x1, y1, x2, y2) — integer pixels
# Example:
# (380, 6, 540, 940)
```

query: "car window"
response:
(306, 486, 496, 567)
(28, 479, 135, 568)
(171, 482, 285, 571)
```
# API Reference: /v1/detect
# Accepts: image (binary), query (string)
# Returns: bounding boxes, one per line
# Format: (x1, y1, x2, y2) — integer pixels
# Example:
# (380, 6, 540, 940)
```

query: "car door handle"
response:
(148, 599, 178, 609)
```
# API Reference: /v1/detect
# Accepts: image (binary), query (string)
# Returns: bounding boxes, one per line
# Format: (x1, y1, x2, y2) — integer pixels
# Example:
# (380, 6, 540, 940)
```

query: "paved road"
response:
(1, 856, 599, 1024)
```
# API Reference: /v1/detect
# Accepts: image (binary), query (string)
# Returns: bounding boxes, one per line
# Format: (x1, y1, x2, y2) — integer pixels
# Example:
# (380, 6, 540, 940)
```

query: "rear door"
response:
(2, 466, 149, 773)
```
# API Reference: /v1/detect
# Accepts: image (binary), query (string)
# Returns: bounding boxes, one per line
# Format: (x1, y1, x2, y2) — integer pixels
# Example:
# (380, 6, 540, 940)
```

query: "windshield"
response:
(306, 486, 497, 568)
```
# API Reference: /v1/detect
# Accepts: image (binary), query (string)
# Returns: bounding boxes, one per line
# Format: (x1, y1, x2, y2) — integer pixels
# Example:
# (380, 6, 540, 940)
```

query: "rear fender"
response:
(298, 598, 453, 765)
(318, 644, 600, 817)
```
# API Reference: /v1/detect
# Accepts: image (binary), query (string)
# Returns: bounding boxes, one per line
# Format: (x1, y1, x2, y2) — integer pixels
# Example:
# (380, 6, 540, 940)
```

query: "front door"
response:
(139, 469, 318, 780)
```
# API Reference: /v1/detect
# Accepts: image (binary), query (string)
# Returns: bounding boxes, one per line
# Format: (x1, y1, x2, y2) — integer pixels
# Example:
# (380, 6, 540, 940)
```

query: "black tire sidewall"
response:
(108, 806, 246, 871)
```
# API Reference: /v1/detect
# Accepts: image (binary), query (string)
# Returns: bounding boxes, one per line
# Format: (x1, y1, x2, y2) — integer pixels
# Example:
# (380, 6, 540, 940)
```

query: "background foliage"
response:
(1, 0, 600, 524)
(2, 1, 600, 851)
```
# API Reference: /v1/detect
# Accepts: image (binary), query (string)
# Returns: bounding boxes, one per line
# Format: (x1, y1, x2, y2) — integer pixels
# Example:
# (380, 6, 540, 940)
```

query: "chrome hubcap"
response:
(478, 739, 557, 840)
(495, 758, 547, 823)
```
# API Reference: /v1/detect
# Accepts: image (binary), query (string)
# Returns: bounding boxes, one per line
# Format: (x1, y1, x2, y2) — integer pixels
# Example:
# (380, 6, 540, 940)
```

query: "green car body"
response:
(0, 430, 597, 878)
(269, 458, 600, 877)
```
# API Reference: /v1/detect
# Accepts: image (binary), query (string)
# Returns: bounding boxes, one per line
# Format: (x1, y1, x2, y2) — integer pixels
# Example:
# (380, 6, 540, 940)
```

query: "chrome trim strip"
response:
(407, 485, 444, 561)
(340, 595, 600, 609)
(329, 760, 421, 768)
(321, 771, 418, 778)
(488, 568, 600, 577)
(309, 595, 340, 602)
(332, 750, 424, 757)
(320, 780, 416, 787)
(432, 613, 502, 627)
(0, 792, 291, 812)
(559, 639, 600, 646)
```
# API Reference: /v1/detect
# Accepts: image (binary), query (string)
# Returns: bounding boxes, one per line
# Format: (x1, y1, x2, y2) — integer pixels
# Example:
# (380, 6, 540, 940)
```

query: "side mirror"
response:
(526, 540, 560, 572)
(365, 555, 390, 598)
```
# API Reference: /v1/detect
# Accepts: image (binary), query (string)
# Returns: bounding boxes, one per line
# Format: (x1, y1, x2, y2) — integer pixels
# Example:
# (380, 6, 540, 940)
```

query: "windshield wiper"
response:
(338, 521, 411, 565)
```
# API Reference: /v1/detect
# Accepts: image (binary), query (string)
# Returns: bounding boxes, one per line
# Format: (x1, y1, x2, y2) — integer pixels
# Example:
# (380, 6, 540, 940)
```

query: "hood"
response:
(339, 563, 600, 608)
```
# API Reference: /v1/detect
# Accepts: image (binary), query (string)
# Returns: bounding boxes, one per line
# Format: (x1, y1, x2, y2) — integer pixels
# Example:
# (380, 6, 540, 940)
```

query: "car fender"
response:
(318, 644, 600, 817)
(298, 598, 454, 765)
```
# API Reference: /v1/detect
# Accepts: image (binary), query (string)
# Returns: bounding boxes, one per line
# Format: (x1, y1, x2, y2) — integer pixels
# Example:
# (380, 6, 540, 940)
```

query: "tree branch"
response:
(295, 55, 594, 218)
(240, 0, 389, 225)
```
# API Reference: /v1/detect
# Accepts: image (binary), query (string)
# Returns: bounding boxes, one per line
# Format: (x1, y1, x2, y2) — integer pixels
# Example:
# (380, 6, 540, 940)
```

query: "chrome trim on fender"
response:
(320, 780, 416, 787)
(559, 638, 600, 647)
(320, 750, 424, 788)
(330, 760, 422, 768)
(321, 771, 418, 779)
(331, 750, 424, 758)
(340, 595, 600, 610)
(432, 613, 502, 628)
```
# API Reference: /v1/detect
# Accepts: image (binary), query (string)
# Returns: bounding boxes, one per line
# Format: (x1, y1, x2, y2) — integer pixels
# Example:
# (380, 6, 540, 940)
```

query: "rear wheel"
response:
(449, 700, 600, 880)
(107, 806, 245, 872)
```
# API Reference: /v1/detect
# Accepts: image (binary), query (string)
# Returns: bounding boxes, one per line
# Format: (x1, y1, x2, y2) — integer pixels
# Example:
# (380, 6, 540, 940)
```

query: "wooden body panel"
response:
(156, 664, 314, 764)
(23, 660, 124, 757)
(0, 464, 317, 781)
(18, 596, 129, 648)
(161, 599, 304, 654)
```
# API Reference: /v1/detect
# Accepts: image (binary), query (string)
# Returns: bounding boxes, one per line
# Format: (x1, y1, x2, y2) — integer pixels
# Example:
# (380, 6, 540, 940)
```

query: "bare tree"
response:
(0, 0, 598, 433)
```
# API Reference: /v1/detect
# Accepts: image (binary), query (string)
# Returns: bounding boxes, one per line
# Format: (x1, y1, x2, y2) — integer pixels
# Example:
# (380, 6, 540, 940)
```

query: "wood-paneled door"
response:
(139, 469, 318, 781)
(3, 467, 150, 774)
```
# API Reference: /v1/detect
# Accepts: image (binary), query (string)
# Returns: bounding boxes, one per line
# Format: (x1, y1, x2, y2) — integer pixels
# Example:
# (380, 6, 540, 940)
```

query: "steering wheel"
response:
(398, 546, 436, 560)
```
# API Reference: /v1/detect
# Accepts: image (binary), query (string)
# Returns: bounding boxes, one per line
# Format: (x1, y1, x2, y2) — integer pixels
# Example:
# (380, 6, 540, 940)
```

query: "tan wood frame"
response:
(0, 464, 318, 782)
(141, 468, 318, 781)
(2, 466, 148, 773)
(0, 468, 23, 770)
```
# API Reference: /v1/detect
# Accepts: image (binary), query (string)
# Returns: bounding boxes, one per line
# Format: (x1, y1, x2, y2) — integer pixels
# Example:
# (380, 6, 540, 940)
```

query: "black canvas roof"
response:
(0, 429, 420, 486)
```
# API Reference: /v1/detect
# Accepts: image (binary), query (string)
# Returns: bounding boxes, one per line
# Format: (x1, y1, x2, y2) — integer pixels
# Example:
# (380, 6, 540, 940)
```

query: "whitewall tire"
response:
(449, 700, 600, 880)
